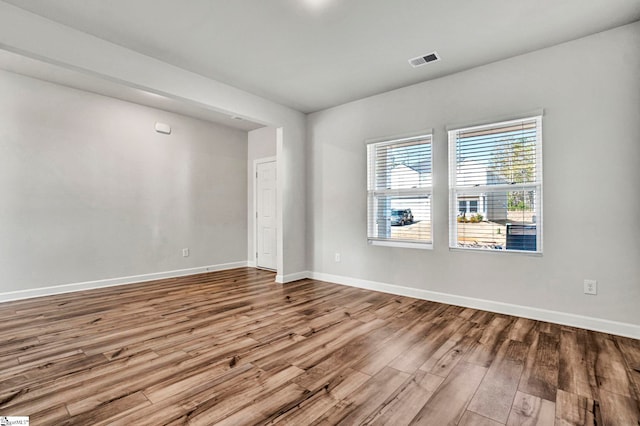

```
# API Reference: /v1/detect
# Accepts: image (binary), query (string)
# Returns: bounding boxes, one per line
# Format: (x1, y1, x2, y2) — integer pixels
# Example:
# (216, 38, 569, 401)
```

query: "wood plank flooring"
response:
(0, 267, 638, 425)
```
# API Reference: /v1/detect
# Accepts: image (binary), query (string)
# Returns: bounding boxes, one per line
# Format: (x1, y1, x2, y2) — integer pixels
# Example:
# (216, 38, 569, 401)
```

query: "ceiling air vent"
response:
(408, 52, 440, 68)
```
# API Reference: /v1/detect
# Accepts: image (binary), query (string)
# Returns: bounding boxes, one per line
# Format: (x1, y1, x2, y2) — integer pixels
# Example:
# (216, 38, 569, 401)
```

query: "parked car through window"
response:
(390, 209, 414, 226)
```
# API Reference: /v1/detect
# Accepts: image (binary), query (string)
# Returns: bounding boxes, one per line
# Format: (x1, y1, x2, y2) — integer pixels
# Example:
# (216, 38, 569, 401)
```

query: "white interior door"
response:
(256, 160, 277, 270)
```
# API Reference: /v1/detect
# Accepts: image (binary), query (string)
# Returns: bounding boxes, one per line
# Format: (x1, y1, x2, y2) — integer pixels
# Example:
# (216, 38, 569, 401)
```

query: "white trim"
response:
(365, 128, 433, 146)
(247, 260, 257, 268)
(275, 127, 285, 282)
(307, 271, 640, 339)
(445, 109, 544, 132)
(448, 247, 542, 257)
(535, 116, 544, 253)
(275, 271, 310, 284)
(6, 265, 637, 338)
(0, 261, 249, 303)
(368, 240, 433, 250)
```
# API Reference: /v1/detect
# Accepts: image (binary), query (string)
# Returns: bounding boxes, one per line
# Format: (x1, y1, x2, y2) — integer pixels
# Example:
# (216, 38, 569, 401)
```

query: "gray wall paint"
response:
(1, 3, 308, 281)
(247, 126, 277, 263)
(0, 70, 248, 292)
(307, 22, 640, 325)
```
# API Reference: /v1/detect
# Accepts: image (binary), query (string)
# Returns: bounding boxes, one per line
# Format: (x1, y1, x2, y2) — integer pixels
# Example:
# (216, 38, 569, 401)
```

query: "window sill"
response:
(448, 246, 543, 256)
(368, 239, 433, 250)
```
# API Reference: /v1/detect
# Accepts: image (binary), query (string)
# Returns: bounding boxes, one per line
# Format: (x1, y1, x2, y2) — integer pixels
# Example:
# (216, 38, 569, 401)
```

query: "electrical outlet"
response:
(182, 248, 190, 257)
(334, 252, 341, 263)
(584, 279, 597, 295)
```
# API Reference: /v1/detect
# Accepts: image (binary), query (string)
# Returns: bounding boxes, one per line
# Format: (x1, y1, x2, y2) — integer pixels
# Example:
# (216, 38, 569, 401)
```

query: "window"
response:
(448, 116, 542, 253)
(367, 133, 432, 248)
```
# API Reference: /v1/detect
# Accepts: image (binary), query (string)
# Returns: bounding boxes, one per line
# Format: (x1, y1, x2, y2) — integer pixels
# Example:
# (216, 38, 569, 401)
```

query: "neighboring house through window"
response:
(448, 115, 543, 252)
(367, 132, 432, 249)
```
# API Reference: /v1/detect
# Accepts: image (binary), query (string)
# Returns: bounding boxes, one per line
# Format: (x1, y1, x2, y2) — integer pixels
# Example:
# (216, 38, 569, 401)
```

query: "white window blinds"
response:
(367, 134, 432, 248)
(448, 116, 543, 252)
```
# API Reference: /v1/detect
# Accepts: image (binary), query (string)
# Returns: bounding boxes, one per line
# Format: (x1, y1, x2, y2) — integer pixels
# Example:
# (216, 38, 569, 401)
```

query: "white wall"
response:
(0, 2, 307, 281)
(307, 22, 640, 328)
(0, 70, 248, 293)
(247, 126, 277, 264)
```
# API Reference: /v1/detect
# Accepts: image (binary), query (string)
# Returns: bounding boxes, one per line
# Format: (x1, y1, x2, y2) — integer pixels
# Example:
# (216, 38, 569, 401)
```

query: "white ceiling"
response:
(3, 0, 640, 113)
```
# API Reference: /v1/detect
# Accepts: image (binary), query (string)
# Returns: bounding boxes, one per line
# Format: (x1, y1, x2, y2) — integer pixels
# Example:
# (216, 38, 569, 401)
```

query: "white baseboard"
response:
(308, 271, 640, 340)
(275, 271, 310, 284)
(0, 261, 249, 303)
(6, 265, 637, 339)
(247, 261, 257, 268)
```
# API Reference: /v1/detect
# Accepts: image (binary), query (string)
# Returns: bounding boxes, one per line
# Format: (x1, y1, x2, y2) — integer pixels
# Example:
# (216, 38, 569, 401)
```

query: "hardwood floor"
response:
(0, 268, 638, 425)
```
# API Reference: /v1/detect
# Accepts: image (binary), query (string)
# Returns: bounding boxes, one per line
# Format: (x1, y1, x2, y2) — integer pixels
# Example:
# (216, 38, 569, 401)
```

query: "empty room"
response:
(0, 1, 639, 425)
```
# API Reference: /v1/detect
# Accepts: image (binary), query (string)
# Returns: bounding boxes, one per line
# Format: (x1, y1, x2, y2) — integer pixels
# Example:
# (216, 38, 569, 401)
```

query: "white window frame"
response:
(367, 131, 433, 250)
(448, 115, 543, 254)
